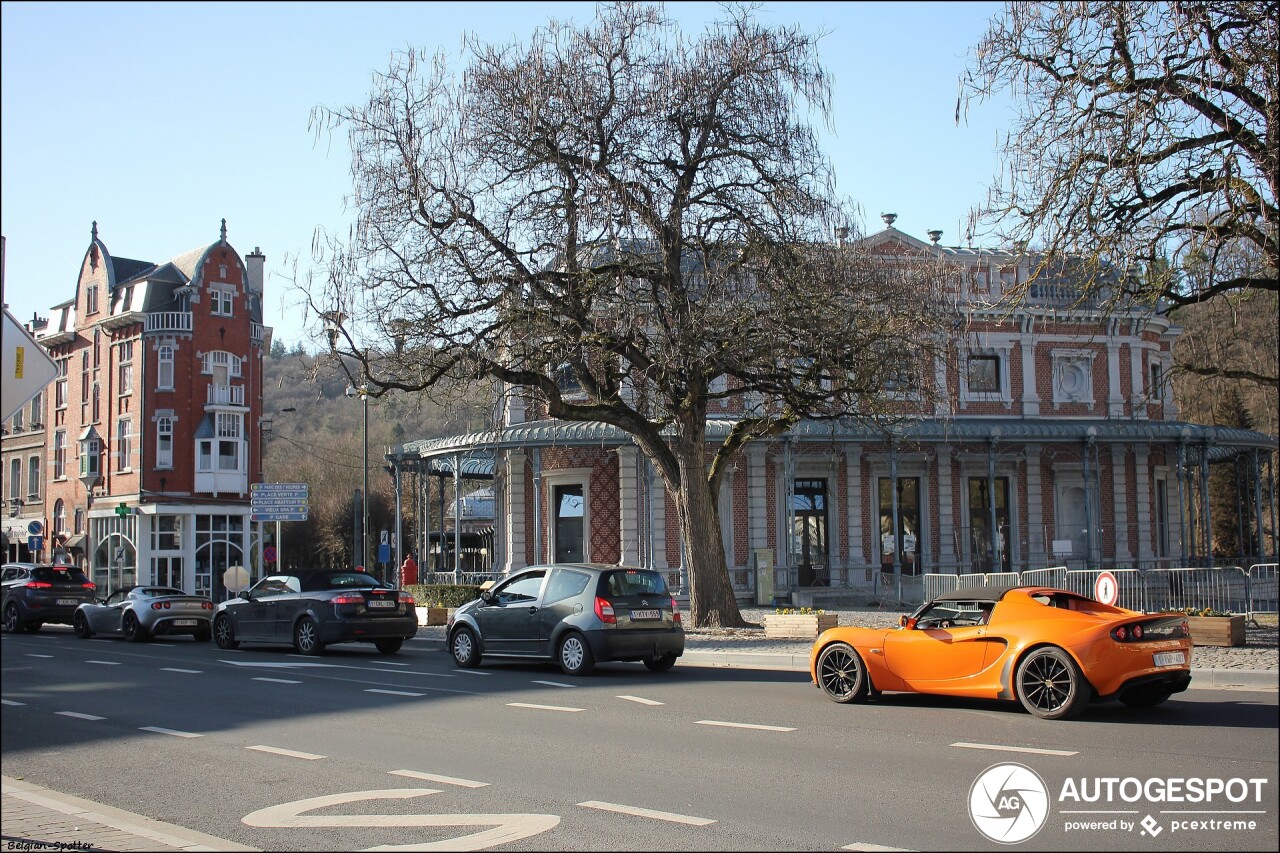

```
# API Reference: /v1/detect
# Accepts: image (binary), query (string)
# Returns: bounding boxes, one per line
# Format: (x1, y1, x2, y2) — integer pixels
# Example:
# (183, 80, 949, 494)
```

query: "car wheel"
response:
(1016, 646, 1092, 720)
(193, 626, 212, 642)
(557, 631, 595, 676)
(213, 615, 239, 650)
(643, 653, 677, 672)
(450, 626, 481, 668)
(816, 642, 870, 704)
(294, 616, 323, 656)
(122, 612, 149, 643)
(375, 638, 403, 655)
(73, 611, 94, 639)
(2, 602, 22, 633)
(1120, 688, 1174, 709)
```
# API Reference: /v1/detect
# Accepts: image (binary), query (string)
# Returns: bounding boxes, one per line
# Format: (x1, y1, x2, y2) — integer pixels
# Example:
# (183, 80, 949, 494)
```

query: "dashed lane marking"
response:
(842, 844, 915, 851)
(161, 667, 203, 674)
(1, 699, 26, 706)
(506, 702, 584, 713)
(25, 654, 53, 659)
(55, 711, 105, 721)
(85, 660, 122, 666)
(951, 741, 1078, 756)
(696, 719, 795, 732)
(365, 688, 427, 697)
(140, 726, 202, 738)
(531, 680, 576, 688)
(390, 770, 489, 788)
(577, 801, 716, 826)
(253, 677, 302, 684)
(246, 745, 326, 760)
(617, 695, 664, 706)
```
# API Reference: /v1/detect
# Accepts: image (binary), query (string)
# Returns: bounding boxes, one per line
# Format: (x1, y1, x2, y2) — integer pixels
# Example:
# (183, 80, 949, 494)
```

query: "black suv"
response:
(447, 563, 685, 675)
(2, 561, 97, 632)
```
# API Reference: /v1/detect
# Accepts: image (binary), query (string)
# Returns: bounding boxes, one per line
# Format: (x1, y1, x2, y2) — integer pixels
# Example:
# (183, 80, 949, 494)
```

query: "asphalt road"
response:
(2, 627, 1276, 852)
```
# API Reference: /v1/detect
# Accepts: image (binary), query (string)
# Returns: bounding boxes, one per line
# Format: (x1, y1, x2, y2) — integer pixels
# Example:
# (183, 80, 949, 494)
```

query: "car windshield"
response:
(301, 572, 386, 592)
(601, 569, 668, 597)
(32, 566, 91, 585)
(139, 587, 185, 597)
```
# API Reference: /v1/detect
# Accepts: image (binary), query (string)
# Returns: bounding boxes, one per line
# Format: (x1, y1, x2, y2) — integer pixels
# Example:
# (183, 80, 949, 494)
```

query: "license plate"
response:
(367, 600, 395, 608)
(1153, 651, 1186, 667)
(173, 619, 198, 627)
(630, 609, 660, 620)
(56, 598, 79, 606)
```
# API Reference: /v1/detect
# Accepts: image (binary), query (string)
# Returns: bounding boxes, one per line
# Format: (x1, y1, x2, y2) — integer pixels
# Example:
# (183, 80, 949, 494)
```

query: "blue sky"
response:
(1, 1, 1010, 352)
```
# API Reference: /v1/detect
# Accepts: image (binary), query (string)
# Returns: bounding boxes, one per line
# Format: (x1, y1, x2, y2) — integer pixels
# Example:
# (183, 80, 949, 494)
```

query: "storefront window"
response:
(878, 477, 921, 575)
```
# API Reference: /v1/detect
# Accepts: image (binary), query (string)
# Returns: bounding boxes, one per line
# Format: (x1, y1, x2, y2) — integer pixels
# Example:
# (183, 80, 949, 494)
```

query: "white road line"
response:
(140, 726, 202, 738)
(252, 677, 302, 685)
(246, 745, 326, 760)
(85, 660, 122, 666)
(1, 699, 27, 706)
(696, 719, 795, 732)
(842, 843, 915, 851)
(577, 801, 716, 826)
(951, 741, 1078, 757)
(365, 688, 426, 697)
(56, 711, 105, 721)
(161, 668, 203, 674)
(390, 769, 489, 788)
(617, 695, 664, 706)
(25, 654, 53, 659)
(370, 669, 456, 678)
(370, 660, 411, 666)
(452, 669, 491, 676)
(532, 680, 576, 688)
(507, 702, 584, 713)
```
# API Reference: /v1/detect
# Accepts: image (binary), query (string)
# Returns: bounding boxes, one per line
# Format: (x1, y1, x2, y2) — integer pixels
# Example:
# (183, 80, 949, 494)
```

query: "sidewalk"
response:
(1, 775, 256, 852)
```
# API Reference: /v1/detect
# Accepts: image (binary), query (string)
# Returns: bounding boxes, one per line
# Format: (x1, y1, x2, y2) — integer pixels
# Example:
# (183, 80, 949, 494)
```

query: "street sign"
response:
(28, 535, 42, 553)
(251, 482, 310, 522)
(263, 545, 277, 564)
(2, 307, 58, 422)
(114, 503, 131, 517)
(1094, 571, 1119, 606)
(27, 520, 43, 536)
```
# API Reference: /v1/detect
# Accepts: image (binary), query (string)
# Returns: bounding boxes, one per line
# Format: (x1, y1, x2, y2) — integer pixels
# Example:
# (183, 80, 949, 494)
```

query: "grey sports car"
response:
(73, 586, 214, 642)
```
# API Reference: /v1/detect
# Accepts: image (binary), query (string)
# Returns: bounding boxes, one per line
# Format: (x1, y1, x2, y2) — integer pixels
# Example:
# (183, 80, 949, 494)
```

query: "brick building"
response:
(3, 222, 270, 600)
(386, 221, 1277, 602)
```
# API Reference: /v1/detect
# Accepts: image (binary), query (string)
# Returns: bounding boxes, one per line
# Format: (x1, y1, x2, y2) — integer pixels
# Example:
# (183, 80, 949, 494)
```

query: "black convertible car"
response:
(212, 569, 417, 655)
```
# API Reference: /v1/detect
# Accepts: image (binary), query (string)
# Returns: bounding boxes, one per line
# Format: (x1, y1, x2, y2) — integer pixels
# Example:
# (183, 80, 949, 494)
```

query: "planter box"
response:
(416, 606, 454, 627)
(1185, 615, 1245, 647)
(764, 613, 838, 639)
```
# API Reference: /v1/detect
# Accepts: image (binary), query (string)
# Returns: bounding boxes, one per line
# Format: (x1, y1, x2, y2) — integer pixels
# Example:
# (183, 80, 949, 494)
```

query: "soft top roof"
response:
(934, 585, 1086, 603)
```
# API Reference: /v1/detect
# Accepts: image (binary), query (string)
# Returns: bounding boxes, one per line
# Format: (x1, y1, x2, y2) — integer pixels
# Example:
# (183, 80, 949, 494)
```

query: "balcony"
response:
(145, 312, 193, 335)
(206, 384, 245, 407)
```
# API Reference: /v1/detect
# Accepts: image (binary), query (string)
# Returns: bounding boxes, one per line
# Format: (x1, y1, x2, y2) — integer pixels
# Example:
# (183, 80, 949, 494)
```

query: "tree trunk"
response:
(672, 438, 749, 628)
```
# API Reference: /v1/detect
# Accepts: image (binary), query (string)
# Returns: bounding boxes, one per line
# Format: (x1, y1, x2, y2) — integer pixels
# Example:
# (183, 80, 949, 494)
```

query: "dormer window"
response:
(211, 286, 235, 317)
(87, 284, 99, 314)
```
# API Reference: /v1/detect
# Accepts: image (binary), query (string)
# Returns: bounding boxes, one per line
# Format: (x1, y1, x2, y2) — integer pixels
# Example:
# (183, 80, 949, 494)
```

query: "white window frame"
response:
(210, 286, 235, 317)
(116, 417, 133, 471)
(118, 339, 134, 396)
(27, 455, 40, 499)
(8, 459, 20, 500)
(542, 468, 592, 563)
(156, 415, 174, 469)
(53, 430, 67, 479)
(157, 344, 175, 390)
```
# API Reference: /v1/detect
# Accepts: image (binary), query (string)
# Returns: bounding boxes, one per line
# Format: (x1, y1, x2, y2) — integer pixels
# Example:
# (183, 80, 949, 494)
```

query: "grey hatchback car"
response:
(447, 563, 684, 675)
(2, 560, 97, 633)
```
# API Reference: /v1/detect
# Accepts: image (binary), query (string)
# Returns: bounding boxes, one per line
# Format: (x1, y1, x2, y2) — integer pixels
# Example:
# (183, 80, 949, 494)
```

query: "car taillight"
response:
(1178, 619, 1189, 636)
(332, 594, 364, 606)
(1132, 624, 1143, 640)
(152, 601, 172, 610)
(594, 597, 616, 624)
(670, 597, 681, 624)
(398, 592, 415, 606)
(201, 601, 214, 610)
(1111, 625, 1128, 641)
(82, 582, 96, 590)
(25, 581, 52, 589)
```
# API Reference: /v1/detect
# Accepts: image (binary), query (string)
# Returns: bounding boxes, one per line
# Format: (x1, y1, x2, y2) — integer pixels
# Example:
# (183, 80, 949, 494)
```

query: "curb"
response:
(1, 775, 257, 852)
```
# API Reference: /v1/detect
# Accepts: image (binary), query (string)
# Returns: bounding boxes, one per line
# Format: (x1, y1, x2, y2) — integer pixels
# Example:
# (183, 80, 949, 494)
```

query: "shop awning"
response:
(64, 533, 87, 550)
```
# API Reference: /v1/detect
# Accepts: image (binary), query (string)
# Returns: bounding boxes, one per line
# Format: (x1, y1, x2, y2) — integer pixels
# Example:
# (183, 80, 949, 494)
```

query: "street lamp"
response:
(346, 384, 369, 573)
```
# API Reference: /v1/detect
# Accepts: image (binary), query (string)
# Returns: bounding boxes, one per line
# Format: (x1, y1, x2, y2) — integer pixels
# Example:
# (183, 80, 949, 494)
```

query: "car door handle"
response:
(527, 606, 538, 614)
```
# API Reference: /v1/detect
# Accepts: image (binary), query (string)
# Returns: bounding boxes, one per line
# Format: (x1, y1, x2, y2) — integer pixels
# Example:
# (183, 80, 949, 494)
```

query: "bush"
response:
(405, 584, 483, 608)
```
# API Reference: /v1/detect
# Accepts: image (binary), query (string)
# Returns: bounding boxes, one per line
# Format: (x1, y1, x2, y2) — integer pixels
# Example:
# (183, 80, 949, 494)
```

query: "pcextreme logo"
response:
(968, 763, 1051, 844)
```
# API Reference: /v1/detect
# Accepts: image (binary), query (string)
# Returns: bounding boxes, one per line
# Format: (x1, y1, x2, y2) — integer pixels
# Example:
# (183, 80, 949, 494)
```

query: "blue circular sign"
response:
(27, 520, 43, 536)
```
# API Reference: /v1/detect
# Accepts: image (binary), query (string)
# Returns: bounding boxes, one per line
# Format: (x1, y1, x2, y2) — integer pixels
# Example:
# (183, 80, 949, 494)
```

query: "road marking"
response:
(577, 801, 716, 826)
(140, 726, 202, 738)
(25, 653, 54, 659)
(221, 660, 336, 668)
(452, 669, 491, 676)
(369, 660, 411, 666)
(1, 699, 26, 706)
(365, 688, 426, 697)
(246, 745, 326, 760)
(390, 770, 489, 788)
(696, 719, 795, 732)
(617, 695, 664, 706)
(371, 668, 456, 678)
(531, 680, 576, 688)
(506, 702, 584, 713)
(252, 677, 302, 684)
(161, 668, 203, 674)
(951, 741, 1078, 757)
(85, 660, 122, 666)
(842, 844, 915, 851)
(56, 711, 105, 721)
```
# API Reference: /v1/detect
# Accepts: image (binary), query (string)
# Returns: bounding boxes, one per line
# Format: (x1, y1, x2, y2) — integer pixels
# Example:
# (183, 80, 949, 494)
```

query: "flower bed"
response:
(764, 609, 838, 639)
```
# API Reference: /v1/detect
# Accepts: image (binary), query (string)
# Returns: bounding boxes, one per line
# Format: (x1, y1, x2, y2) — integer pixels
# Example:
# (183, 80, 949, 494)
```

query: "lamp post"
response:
(346, 384, 369, 573)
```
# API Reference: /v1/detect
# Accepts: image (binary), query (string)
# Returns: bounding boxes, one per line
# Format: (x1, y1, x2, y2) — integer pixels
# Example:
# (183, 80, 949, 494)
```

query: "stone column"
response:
(618, 446, 640, 566)
(936, 445, 955, 571)
(1024, 445, 1046, 567)
(504, 450, 527, 572)
(1107, 338, 1125, 417)
(1134, 446, 1153, 567)
(1111, 445, 1133, 564)
(844, 446, 865, 567)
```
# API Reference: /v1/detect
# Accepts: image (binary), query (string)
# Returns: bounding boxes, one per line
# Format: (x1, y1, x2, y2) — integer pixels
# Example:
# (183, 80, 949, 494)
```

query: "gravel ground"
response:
(682, 607, 1280, 672)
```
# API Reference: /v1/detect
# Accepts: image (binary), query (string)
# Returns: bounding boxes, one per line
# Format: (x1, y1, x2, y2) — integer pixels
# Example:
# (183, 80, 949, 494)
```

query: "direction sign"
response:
(251, 482, 310, 521)
(3, 308, 58, 422)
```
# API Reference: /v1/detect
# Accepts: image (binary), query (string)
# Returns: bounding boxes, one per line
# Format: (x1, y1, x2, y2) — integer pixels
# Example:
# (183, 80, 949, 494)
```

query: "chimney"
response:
(246, 246, 265, 295)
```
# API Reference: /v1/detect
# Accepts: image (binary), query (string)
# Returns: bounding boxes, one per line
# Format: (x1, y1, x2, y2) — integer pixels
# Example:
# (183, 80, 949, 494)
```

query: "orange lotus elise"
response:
(809, 586, 1192, 719)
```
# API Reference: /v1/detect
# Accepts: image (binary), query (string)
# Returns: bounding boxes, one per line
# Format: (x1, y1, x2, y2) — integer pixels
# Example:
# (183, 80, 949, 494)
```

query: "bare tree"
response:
(307, 2, 948, 627)
(961, 1, 1278, 386)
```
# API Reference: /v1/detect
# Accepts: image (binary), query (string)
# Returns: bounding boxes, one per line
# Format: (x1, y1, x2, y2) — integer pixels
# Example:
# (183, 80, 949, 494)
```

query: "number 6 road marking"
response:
(242, 788, 560, 851)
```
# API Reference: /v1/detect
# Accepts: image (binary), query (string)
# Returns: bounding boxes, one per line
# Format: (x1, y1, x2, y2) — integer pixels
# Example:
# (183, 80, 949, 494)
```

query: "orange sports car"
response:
(809, 586, 1192, 719)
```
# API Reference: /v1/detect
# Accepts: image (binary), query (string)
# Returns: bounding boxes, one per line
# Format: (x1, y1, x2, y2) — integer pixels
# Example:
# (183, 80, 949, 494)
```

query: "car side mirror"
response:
(480, 590, 493, 604)
(238, 590, 251, 601)
(899, 615, 917, 630)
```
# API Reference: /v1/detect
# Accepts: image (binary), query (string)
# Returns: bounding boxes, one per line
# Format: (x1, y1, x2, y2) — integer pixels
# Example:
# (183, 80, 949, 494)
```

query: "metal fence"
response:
(1248, 563, 1277, 617)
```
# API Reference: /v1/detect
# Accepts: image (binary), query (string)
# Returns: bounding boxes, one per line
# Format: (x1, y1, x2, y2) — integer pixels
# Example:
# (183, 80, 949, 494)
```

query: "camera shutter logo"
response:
(969, 763, 1051, 844)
